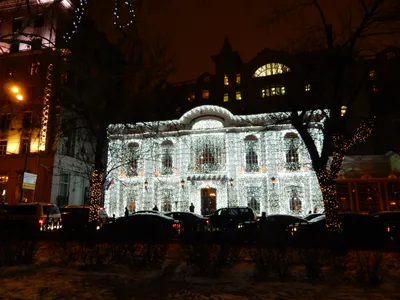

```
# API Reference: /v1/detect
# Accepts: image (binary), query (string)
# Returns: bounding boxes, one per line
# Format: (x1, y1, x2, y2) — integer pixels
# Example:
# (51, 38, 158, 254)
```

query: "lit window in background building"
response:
(202, 90, 209, 99)
(369, 70, 376, 79)
(253, 63, 291, 77)
(236, 73, 241, 85)
(305, 82, 311, 91)
(30, 62, 40, 76)
(236, 91, 242, 100)
(261, 85, 286, 98)
(223, 74, 229, 85)
(223, 93, 229, 102)
(187, 92, 195, 102)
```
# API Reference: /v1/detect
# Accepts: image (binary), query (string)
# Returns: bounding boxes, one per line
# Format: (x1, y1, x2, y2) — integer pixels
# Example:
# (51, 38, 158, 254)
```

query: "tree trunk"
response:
(316, 169, 342, 233)
(88, 128, 107, 223)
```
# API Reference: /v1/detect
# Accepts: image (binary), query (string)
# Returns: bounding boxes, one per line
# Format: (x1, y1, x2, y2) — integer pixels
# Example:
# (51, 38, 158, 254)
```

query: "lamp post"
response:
(180, 179, 185, 188)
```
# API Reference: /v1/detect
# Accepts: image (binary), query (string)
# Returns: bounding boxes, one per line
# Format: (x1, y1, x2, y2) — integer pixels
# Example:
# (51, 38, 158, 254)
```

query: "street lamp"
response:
(10, 85, 23, 101)
(271, 177, 276, 184)
(180, 179, 185, 188)
(144, 180, 148, 190)
(229, 178, 233, 186)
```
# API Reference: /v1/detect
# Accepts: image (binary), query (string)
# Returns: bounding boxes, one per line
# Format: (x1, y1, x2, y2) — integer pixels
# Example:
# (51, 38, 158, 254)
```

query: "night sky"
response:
(92, 0, 375, 82)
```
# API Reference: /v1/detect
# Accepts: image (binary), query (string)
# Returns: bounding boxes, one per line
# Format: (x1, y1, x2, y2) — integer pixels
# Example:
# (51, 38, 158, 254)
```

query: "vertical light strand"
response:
(39, 64, 54, 151)
(89, 169, 103, 222)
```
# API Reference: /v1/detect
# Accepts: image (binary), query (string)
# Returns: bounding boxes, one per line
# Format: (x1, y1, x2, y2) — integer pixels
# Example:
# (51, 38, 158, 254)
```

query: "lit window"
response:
(247, 187, 261, 215)
(236, 73, 241, 85)
(187, 92, 195, 102)
(236, 91, 242, 100)
(305, 82, 311, 91)
(369, 70, 376, 79)
(261, 85, 286, 97)
(223, 93, 229, 102)
(127, 142, 139, 177)
(341, 105, 347, 117)
(223, 74, 229, 85)
(30, 62, 40, 76)
(253, 63, 291, 77)
(202, 90, 209, 99)
(289, 188, 302, 211)
(8, 68, 15, 77)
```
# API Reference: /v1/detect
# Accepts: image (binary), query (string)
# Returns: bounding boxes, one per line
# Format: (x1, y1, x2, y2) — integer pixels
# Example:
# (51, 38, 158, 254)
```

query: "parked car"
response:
(134, 210, 164, 215)
(265, 214, 309, 234)
(0, 202, 62, 231)
(165, 212, 210, 232)
(304, 213, 324, 221)
(108, 213, 180, 242)
(209, 207, 257, 230)
(294, 213, 390, 250)
(61, 205, 108, 231)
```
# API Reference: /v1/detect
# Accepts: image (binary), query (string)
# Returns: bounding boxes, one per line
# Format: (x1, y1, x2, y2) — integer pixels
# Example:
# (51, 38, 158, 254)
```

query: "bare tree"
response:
(266, 0, 400, 232)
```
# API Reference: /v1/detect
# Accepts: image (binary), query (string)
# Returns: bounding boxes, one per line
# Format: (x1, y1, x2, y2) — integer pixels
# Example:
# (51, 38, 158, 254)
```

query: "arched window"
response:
(127, 142, 139, 177)
(289, 188, 302, 212)
(253, 63, 291, 78)
(191, 137, 223, 173)
(161, 140, 173, 175)
(244, 135, 259, 172)
(284, 132, 300, 171)
(162, 199, 172, 212)
(161, 189, 173, 212)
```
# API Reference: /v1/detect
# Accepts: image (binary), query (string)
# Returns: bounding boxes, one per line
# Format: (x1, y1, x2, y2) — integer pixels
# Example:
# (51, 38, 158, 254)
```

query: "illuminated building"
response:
(105, 105, 325, 217)
(0, 0, 94, 205)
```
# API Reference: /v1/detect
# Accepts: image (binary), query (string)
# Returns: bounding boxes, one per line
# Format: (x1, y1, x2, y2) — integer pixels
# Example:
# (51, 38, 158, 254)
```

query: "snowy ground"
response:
(1, 244, 400, 299)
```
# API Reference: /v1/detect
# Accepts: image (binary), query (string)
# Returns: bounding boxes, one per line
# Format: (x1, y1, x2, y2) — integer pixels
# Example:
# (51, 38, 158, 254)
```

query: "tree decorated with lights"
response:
(267, 0, 400, 232)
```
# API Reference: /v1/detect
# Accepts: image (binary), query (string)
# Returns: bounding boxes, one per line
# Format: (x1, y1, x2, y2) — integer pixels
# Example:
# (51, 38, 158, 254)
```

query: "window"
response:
(30, 62, 40, 76)
(261, 85, 286, 98)
(0, 114, 11, 131)
(12, 18, 23, 33)
(223, 93, 229, 102)
(236, 73, 241, 85)
(369, 70, 376, 79)
(192, 137, 223, 173)
(223, 74, 229, 85)
(127, 142, 139, 177)
(236, 91, 242, 100)
(162, 189, 173, 212)
(161, 140, 173, 175)
(20, 137, 29, 154)
(253, 63, 291, 77)
(8, 68, 15, 77)
(187, 92, 195, 102)
(34, 15, 44, 28)
(58, 172, 70, 207)
(284, 133, 300, 171)
(289, 188, 302, 212)
(305, 82, 311, 91)
(245, 135, 259, 172)
(202, 90, 209, 99)
(0, 141, 7, 155)
(22, 112, 32, 129)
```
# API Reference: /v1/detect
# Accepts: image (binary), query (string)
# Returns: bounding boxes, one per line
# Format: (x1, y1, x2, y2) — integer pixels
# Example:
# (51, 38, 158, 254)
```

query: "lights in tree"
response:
(104, 105, 324, 217)
(113, 0, 136, 30)
(63, 0, 88, 42)
(39, 64, 54, 151)
(89, 169, 103, 223)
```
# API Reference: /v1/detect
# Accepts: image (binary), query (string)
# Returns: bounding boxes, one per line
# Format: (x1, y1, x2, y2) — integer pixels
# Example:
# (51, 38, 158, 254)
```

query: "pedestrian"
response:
(124, 207, 129, 217)
(153, 205, 159, 211)
(189, 202, 195, 213)
(313, 207, 318, 214)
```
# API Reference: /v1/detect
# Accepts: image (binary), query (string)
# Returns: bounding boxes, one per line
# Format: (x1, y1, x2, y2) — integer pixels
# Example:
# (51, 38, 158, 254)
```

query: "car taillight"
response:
(39, 218, 45, 225)
(206, 220, 209, 225)
(172, 223, 180, 228)
(387, 226, 391, 233)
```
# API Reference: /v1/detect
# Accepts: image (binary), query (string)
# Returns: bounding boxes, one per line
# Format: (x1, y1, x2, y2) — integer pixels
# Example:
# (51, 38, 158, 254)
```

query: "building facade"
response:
(0, 0, 94, 206)
(105, 105, 324, 217)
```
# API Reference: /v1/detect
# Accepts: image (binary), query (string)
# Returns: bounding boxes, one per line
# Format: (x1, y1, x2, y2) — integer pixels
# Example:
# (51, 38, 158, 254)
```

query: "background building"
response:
(0, 0, 97, 206)
(105, 105, 324, 217)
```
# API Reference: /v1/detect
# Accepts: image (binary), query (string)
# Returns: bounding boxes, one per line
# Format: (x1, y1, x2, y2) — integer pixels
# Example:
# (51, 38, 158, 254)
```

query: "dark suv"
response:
(209, 207, 257, 230)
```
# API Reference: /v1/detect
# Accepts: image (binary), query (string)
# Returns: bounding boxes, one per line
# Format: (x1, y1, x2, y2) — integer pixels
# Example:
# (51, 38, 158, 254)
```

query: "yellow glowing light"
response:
(11, 86, 19, 93)
(16, 94, 23, 101)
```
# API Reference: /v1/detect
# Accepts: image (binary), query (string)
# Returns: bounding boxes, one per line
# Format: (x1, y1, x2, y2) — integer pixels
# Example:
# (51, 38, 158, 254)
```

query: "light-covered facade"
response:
(105, 105, 324, 217)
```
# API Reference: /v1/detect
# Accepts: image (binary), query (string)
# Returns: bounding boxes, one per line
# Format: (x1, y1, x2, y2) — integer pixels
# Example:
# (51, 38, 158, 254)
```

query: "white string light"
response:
(113, 0, 136, 30)
(62, 0, 88, 42)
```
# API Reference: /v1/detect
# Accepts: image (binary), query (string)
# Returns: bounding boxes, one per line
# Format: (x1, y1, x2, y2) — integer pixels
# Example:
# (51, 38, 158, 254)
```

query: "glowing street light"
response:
(15, 94, 23, 101)
(11, 86, 19, 94)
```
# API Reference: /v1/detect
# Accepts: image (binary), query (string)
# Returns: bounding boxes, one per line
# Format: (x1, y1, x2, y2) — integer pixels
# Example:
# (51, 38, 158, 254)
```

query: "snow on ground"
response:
(1, 244, 400, 299)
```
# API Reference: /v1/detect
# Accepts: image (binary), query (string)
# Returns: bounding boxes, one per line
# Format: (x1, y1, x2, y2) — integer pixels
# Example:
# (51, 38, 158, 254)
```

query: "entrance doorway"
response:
(201, 187, 216, 215)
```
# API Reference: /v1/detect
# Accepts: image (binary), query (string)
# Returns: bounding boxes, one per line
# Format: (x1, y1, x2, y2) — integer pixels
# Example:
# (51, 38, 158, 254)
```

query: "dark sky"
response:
(92, 0, 374, 82)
